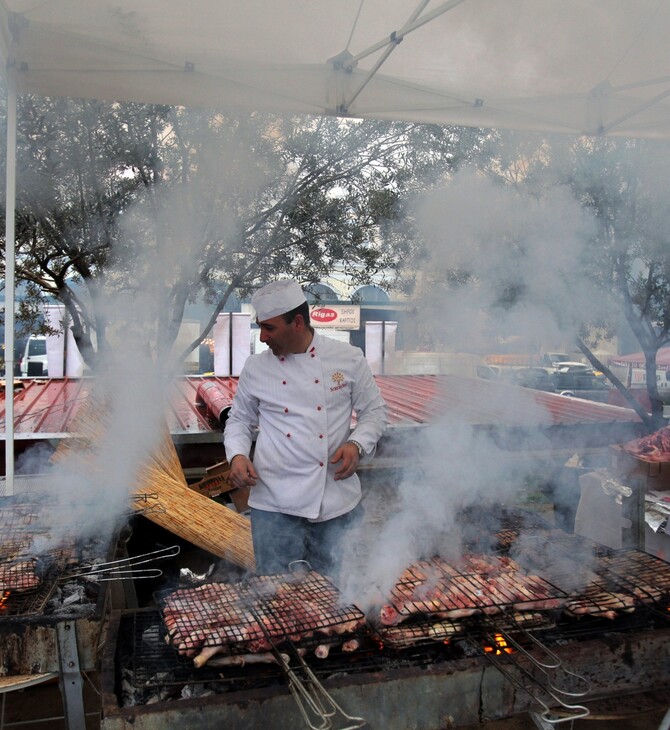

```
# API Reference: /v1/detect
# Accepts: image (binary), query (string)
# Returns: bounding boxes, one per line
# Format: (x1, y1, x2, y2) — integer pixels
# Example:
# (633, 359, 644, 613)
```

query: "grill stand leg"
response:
(56, 621, 86, 730)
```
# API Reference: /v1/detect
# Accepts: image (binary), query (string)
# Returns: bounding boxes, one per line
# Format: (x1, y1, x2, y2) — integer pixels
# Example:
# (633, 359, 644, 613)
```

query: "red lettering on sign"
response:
(311, 308, 338, 322)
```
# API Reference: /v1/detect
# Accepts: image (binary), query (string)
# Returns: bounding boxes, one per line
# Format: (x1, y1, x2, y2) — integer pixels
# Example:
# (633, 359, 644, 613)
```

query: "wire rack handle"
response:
(65, 544, 181, 579)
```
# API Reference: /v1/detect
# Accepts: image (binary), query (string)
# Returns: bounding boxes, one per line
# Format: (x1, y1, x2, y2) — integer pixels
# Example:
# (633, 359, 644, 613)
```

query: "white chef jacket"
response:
(223, 333, 388, 521)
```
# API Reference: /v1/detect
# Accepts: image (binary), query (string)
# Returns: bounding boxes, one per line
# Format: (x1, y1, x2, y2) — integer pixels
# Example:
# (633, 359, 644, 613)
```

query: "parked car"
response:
(540, 352, 570, 369)
(554, 361, 594, 374)
(551, 371, 611, 402)
(512, 367, 556, 392)
(19, 335, 48, 377)
(476, 364, 500, 380)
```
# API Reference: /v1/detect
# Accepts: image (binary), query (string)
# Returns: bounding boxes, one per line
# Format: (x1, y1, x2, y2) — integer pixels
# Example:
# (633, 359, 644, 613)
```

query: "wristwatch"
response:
(346, 440, 364, 457)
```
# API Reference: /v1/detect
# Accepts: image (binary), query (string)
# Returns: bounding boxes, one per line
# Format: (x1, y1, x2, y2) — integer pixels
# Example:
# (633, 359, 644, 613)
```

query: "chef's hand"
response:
(230, 455, 258, 488)
(331, 442, 360, 481)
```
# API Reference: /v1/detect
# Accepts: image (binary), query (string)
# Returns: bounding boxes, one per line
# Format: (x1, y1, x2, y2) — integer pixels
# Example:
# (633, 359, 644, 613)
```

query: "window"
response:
(304, 284, 338, 303)
(351, 285, 390, 303)
(28, 339, 47, 356)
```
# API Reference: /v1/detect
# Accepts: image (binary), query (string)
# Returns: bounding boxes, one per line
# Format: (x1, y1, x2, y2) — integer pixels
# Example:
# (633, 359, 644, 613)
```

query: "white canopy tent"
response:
(2, 0, 670, 136)
(3, 0, 670, 490)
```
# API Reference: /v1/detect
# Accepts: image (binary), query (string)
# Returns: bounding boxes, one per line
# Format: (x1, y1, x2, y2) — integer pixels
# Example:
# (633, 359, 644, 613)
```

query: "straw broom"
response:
(52, 393, 256, 572)
(134, 429, 255, 571)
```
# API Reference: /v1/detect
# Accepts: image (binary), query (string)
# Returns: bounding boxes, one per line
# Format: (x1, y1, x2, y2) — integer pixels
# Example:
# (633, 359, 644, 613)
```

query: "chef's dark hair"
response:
(283, 301, 312, 330)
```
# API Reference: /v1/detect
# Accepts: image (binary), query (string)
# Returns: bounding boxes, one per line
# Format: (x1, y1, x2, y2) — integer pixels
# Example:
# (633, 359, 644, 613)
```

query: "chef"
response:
(224, 279, 388, 578)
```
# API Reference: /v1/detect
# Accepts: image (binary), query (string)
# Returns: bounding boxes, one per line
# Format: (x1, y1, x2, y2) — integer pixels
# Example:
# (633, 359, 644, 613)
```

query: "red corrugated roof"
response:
(0, 375, 641, 440)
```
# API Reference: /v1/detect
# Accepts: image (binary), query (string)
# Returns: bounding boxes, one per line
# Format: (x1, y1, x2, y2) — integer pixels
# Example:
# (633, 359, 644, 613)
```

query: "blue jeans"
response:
(250, 504, 363, 581)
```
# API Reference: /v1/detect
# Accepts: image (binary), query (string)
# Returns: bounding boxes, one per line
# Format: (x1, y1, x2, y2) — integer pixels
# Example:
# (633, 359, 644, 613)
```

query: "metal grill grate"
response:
(375, 615, 463, 649)
(116, 609, 466, 707)
(563, 584, 638, 618)
(599, 550, 670, 609)
(127, 611, 231, 687)
(0, 547, 73, 616)
(0, 488, 115, 617)
(509, 534, 670, 619)
(0, 474, 56, 498)
(0, 491, 79, 615)
(387, 555, 566, 618)
(157, 571, 365, 658)
(462, 505, 555, 553)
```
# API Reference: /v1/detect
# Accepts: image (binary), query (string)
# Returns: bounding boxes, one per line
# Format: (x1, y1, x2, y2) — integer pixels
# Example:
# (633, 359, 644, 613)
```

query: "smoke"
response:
(16, 311, 173, 556)
(341, 166, 608, 610)
(410, 168, 601, 350)
(11, 115, 270, 557)
(343, 404, 554, 610)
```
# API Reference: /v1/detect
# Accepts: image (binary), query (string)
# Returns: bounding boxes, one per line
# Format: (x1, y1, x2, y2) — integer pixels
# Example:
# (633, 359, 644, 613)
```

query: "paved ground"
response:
(457, 687, 670, 729)
(461, 706, 669, 729)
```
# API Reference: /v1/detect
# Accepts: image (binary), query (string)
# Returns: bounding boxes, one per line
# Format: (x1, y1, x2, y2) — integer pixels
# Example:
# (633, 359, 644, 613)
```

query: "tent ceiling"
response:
(2, 0, 670, 137)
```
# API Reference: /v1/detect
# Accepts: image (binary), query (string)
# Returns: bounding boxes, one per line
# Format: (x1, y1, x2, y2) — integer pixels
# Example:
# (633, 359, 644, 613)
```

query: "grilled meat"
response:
(564, 588, 636, 620)
(161, 571, 364, 667)
(205, 651, 289, 668)
(379, 554, 563, 626)
(621, 425, 670, 461)
(377, 617, 463, 649)
(0, 559, 41, 592)
(460, 554, 522, 574)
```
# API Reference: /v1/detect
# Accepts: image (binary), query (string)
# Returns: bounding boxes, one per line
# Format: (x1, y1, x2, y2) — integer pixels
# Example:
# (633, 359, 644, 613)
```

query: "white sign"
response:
(214, 313, 251, 376)
(365, 320, 397, 374)
(309, 304, 360, 330)
(43, 304, 85, 377)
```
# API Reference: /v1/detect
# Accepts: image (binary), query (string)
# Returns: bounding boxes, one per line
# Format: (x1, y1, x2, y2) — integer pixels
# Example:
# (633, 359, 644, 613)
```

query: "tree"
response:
(1, 95, 171, 368)
(415, 129, 670, 430)
(1, 93, 484, 373)
(539, 135, 670, 429)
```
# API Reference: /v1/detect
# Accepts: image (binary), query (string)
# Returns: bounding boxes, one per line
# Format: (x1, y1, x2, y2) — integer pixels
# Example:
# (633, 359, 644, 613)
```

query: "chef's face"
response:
(258, 314, 304, 356)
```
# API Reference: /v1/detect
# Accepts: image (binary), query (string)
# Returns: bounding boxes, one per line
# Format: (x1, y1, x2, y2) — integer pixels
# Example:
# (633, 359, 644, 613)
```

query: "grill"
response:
(102, 602, 670, 729)
(0, 492, 101, 621)
(601, 551, 670, 604)
(99, 510, 670, 729)
(156, 570, 365, 661)
(0, 480, 184, 730)
(383, 554, 566, 619)
(508, 531, 670, 620)
(0, 547, 72, 616)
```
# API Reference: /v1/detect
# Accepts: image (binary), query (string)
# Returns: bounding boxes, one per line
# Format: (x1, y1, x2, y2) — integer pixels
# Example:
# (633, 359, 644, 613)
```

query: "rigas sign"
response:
(309, 304, 360, 330)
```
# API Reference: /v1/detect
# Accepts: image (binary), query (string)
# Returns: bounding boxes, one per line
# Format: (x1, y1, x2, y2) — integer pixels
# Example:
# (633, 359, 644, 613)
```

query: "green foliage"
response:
(0, 93, 475, 370)
(478, 132, 670, 426)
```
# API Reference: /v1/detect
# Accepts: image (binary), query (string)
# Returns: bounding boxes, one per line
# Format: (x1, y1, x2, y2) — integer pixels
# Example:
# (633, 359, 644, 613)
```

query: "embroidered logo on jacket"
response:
(330, 371, 347, 391)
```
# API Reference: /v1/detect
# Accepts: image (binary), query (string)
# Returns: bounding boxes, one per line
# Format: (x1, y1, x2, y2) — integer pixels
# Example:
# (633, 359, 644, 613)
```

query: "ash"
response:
(46, 580, 99, 615)
(43, 536, 109, 615)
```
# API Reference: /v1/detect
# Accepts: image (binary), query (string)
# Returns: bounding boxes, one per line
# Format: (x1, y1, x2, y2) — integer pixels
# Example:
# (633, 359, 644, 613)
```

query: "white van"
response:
(19, 335, 48, 377)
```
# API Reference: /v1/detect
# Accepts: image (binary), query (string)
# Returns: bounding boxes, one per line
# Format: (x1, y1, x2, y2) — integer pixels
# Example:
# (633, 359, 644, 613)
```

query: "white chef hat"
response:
(251, 279, 307, 322)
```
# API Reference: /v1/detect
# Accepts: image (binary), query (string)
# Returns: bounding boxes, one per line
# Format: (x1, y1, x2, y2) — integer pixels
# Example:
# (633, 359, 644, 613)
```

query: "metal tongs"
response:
(475, 617, 591, 725)
(275, 643, 366, 730)
(63, 545, 181, 582)
(247, 566, 366, 730)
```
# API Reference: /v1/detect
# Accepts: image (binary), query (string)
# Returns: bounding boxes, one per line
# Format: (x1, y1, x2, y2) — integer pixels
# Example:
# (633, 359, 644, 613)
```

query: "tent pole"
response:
(4, 70, 16, 495)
